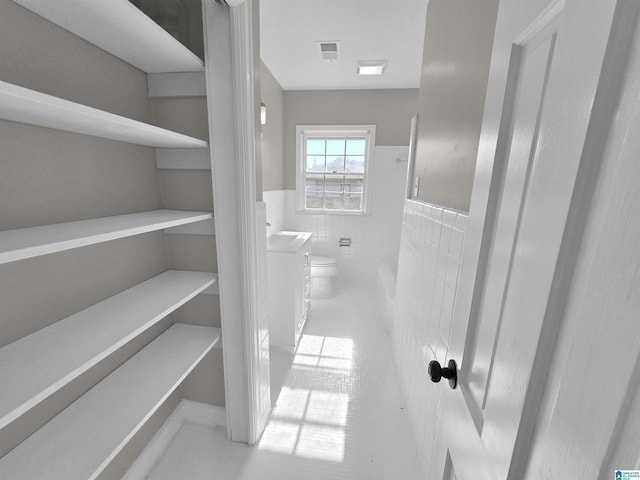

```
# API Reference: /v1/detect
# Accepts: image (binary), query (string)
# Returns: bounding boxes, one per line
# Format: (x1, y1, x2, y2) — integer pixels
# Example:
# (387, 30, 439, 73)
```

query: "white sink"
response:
(267, 231, 312, 253)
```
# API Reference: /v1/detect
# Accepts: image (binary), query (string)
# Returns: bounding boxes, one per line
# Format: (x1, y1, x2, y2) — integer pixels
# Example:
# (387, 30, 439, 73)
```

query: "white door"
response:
(429, 0, 640, 478)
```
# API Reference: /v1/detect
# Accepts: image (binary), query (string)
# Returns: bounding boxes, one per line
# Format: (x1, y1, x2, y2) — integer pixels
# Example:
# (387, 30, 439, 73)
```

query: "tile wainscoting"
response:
(392, 199, 467, 474)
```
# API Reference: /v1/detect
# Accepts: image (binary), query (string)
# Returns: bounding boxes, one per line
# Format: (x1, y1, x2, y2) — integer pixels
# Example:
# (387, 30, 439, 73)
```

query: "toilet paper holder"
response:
(339, 237, 351, 247)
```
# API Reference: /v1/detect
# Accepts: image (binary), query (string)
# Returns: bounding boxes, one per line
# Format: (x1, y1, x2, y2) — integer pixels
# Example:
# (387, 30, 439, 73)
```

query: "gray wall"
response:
(260, 62, 285, 191)
(412, 0, 498, 212)
(282, 89, 419, 189)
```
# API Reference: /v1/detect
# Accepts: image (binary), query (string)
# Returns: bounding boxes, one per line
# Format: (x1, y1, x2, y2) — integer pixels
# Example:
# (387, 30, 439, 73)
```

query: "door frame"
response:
(203, 0, 269, 445)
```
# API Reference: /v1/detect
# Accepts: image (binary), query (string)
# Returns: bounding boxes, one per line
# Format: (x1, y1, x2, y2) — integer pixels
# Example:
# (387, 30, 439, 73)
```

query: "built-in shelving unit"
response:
(0, 0, 224, 473)
(0, 81, 208, 148)
(0, 210, 213, 264)
(0, 323, 220, 480)
(0, 270, 216, 430)
(11, 0, 204, 74)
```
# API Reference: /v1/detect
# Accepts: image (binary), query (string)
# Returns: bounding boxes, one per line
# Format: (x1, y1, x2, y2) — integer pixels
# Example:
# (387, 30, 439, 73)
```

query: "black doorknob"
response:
(428, 359, 457, 389)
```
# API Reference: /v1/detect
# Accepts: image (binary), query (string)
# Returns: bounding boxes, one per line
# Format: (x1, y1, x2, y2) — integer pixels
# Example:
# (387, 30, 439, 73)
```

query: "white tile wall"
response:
(392, 199, 467, 474)
(263, 190, 287, 238)
(264, 146, 409, 287)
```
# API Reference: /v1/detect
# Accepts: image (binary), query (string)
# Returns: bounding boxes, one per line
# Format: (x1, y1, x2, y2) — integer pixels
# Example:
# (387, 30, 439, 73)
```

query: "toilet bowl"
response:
(309, 255, 339, 299)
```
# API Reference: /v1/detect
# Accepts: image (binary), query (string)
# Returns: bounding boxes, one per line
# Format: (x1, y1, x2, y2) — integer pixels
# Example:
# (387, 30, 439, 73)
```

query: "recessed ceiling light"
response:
(357, 60, 387, 75)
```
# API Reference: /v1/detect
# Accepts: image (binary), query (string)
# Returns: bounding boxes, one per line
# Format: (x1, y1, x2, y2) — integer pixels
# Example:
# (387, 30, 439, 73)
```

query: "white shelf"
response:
(12, 0, 204, 74)
(0, 80, 209, 148)
(0, 209, 212, 264)
(164, 218, 215, 236)
(0, 323, 219, 480)
(0, 270, 217, 431)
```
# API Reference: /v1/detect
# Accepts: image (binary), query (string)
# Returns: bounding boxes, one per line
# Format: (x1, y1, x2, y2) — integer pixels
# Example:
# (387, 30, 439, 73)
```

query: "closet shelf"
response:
(0, 209, 213, 264)
(0, 323, 219, 480)
(0, 80, 209, 148)
(0, 270, 217, 431)
(165, 217, 216, 236)
(12, 0, 204, 74)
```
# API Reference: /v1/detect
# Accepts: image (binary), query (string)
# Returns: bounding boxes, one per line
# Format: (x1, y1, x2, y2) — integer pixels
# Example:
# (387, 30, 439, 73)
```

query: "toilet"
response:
(309, 255, 339, 299)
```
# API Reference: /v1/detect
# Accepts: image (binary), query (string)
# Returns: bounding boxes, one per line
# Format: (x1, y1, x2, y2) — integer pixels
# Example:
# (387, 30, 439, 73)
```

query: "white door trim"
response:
(229, 0, 270, 444)
(202, 0, 265, 444)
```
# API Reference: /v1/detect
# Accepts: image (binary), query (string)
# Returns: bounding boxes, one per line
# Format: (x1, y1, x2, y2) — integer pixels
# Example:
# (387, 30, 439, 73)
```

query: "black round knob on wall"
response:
(428, 359, 458, 389)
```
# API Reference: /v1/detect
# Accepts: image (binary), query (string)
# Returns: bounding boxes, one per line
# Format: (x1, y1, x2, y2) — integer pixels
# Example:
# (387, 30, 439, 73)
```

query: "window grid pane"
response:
(303, 133, 369, 213)
(326, 139, 345, 156)
(306, 192, 324, 209)
(346, 139, 366, 155)
(306, 155, 325, 172)
(325, 156, 345, 173)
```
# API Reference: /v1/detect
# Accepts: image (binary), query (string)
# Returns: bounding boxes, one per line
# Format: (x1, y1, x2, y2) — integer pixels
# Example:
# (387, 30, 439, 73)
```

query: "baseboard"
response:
(122, 400, 226, 480)
(178, 399, 227, 427)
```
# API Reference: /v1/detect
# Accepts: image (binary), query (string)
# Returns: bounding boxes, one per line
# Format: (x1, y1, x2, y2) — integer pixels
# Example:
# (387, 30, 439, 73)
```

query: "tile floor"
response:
(146, 285, 423, 480)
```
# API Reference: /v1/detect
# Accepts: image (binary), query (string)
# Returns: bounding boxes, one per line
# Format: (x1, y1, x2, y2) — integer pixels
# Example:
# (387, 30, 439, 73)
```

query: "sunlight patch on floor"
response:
(258, 335, 353, 463)
(293, 335, 354, 372)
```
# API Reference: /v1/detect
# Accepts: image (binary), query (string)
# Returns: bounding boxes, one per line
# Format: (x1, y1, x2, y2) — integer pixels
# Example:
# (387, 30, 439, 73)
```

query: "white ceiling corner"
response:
(259, 0, 428, 91)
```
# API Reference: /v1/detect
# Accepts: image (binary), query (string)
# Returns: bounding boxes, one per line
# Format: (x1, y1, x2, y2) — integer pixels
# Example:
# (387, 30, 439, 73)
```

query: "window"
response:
(296, 125, 375, 215)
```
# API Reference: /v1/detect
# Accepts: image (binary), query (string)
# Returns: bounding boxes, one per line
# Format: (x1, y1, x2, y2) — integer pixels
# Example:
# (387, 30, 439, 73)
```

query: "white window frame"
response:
(295, 125, 376, 215)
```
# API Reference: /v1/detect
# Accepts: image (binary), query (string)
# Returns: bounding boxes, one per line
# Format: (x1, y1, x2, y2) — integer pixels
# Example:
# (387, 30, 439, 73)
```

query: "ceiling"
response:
(259, 0, 428, 91)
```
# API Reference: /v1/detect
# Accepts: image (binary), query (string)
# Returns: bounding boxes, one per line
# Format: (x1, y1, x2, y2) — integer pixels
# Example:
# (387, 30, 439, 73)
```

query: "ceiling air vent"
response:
(317, 41, 340, 61)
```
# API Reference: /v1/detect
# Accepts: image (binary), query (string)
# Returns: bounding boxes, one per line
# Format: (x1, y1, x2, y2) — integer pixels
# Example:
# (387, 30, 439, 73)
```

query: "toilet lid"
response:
(310, 255, 337, 267)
